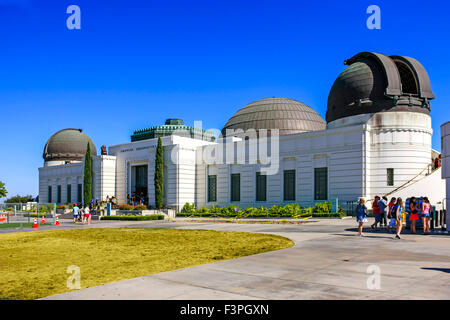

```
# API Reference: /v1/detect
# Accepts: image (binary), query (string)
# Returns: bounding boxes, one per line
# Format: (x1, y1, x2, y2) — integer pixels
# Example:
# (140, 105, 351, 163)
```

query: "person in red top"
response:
(371, 196, 381, 230)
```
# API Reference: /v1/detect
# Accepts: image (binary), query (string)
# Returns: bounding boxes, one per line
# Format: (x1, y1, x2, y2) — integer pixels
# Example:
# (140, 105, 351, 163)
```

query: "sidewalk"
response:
(42, 219, 450, 300)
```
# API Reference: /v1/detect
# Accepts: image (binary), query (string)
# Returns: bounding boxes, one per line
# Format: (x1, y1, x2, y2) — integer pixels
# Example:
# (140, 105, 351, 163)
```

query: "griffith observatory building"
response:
(38, 52, 446, 211)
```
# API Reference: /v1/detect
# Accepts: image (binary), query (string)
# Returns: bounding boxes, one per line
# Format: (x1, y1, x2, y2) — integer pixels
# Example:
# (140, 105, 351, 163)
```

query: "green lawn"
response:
(0, 222, 52, 229)
(0, 228, 293, 300)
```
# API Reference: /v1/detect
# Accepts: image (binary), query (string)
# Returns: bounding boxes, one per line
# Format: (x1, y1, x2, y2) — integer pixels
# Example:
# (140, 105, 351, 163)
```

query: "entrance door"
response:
(132, 165, 148, 205)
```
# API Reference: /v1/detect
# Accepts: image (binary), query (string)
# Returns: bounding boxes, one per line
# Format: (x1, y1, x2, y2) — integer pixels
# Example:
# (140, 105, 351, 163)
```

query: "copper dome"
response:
(326, 52, 435, 123)
(43, 129, 97, 162)
(222, 98, 326, 137)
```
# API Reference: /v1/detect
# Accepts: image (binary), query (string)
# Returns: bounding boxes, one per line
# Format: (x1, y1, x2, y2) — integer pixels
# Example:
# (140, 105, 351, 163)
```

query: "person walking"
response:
(73, 204, 79, 223)
(388, 197, 396, 218)
(355, 198, 368, 237)
(422, 197, 431, 235)
(371, 196, 381, 230)
(83, 206, 90, 224)
(409, 197, 419, 234)
(379, 196, 388, 227)
(394, 197, 404, 239)
(78, 205, 84, 222)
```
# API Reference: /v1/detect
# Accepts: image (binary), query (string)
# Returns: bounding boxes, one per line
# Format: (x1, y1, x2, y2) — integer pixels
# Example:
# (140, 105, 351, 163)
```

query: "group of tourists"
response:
(72, 203, 92, 225)
(127, 193, 147, 206)
(432, 154, 442, 171)
(356, 195, 432, 239)
(105, 195, 118, 209)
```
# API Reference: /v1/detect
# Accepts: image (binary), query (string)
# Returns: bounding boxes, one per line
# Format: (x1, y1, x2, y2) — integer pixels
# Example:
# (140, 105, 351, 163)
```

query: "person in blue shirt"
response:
(73, 204, 79, 223)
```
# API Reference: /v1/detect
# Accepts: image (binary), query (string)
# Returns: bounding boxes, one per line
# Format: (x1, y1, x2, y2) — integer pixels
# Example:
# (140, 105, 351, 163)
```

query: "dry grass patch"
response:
(0, 228, 293, 300)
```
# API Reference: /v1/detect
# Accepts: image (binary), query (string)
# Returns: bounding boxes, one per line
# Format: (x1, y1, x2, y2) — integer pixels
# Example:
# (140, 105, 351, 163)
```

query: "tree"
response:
(83, 142, 92, 206)
(154, 136, 164, 209)
(0, 181, 8, 199)
(5, 195, 33, 203)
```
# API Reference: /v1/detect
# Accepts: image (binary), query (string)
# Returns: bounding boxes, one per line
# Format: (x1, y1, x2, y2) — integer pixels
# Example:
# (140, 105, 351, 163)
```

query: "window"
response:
(77, 184, 82, 203)
(230, 174, 240, 202)
(256, 172, 267, 201)
(283, 170, 295, 201)
(208, 175, 217, 202)
(314, 167, 328, 201)
(48, 186, 52, 203)
(67, 184, 72, 203)
(57, 185, 62, 204)
(387, 168, 394, 186)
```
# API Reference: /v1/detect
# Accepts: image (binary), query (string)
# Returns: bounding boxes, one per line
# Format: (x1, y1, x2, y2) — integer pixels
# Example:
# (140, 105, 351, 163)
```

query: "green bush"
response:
(100, 215, 164, 221)
(118, 204, 134, 211)
(134, 205, 148, 211)
(38, 204, 53, 213)
(199, 206, 209, 213)
(182, 202, 196, 213)
(177, 201, 344, 218)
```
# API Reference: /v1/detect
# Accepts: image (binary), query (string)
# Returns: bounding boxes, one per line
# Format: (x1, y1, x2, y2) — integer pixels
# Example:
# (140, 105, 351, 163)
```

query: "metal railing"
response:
(0, 203, 57, 228)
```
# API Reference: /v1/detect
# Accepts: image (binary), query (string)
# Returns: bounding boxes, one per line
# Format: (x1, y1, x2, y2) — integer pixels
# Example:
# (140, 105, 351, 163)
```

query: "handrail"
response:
(383, 163, 437, 198)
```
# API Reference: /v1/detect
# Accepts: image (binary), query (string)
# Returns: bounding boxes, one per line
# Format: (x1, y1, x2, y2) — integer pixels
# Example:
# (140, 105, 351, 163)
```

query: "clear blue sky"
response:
(1, 0, 450, 200)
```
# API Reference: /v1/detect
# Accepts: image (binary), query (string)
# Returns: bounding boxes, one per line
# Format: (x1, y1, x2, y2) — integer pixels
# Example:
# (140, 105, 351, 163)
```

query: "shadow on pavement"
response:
(421, 267, 450, 274)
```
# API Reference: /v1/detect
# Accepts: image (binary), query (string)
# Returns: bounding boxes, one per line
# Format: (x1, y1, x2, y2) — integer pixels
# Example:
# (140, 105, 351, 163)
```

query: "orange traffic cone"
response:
(33, 218, 38, 229)
(41, 216, 46, 224)
(55, 216, 60, 226)
(8, 212, 11, 217)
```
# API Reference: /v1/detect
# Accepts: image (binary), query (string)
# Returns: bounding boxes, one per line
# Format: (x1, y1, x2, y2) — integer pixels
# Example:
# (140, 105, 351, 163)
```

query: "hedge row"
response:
(179, 202, 345, 218)
(118, 204, 148, 211)
(176, 212, 343, 218)
(100, 215, 165, 221)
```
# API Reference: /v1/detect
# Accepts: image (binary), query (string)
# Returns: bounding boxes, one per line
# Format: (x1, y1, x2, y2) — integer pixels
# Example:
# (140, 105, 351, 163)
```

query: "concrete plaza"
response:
(25, 217, 449, 300)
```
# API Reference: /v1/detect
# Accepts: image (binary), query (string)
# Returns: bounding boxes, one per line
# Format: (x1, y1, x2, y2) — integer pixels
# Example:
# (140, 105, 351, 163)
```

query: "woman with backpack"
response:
(356, 198, 368, 237)
(393, 197, 404, 239)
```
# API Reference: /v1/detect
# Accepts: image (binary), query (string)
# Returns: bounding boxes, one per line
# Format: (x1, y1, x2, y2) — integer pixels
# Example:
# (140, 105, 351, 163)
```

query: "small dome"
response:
(326, 52, 434, 123)
(43, 129, 97, 162)
(222, 98, 326, 137)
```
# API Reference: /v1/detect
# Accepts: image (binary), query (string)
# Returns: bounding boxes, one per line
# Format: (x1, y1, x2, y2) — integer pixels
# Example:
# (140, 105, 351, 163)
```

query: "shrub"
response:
(100, 215, 164, 221)
(199, 206, 209, 214)
(134, 205, 147, 211)
(313, 201, 331, 213)
(176, 202, 344, 218)
(182, 202, 196, 213)
(269, 205, 283, 216)
(118, 204, 134, 211)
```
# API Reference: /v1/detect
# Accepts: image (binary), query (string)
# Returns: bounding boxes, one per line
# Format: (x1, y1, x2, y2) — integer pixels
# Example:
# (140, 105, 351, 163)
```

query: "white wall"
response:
(38, 155, 116, 204)
(441, 121, 450, 231)
(194, 111, 439, 210)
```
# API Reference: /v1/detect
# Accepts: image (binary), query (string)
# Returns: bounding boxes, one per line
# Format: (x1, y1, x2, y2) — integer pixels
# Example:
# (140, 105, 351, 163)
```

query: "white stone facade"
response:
(38, 155, 116, 204)
(38, 110, 445, 212)
(441, 122, 450, 230)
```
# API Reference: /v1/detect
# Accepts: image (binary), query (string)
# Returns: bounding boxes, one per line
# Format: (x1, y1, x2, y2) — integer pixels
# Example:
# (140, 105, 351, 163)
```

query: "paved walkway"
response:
(38, 218, 450, 300)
